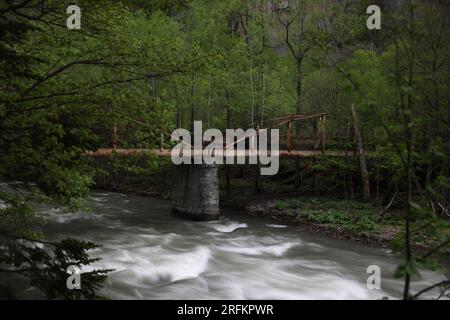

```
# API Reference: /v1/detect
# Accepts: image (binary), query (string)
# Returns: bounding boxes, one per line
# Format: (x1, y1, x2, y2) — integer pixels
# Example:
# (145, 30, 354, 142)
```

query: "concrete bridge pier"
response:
(172, 164, 220, 221)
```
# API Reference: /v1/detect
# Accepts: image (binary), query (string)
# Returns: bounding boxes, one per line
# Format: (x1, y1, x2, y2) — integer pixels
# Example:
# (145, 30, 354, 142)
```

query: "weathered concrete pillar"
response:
(172, 164, 220, 221)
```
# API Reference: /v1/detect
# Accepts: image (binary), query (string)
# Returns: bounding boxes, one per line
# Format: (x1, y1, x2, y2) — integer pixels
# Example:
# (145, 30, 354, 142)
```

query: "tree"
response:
(336, 0, 450, 299)
(0, 0, 199, 298)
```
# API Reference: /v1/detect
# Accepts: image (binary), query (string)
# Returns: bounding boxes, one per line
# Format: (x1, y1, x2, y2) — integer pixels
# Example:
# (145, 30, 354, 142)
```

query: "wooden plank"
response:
(84, 148, 357, 159)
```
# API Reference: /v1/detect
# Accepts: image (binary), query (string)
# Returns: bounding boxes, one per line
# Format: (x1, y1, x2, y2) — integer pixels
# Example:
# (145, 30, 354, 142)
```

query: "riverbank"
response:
(223, 195, 403, 248)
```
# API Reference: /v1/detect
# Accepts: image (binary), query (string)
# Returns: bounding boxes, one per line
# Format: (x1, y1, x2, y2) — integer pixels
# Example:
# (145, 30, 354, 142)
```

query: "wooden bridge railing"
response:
(243, 113, 328, 153)
(87, 112, 362, 159)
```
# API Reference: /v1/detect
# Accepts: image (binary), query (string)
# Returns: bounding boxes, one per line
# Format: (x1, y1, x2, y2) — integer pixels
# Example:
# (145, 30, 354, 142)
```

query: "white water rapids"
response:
(11, 191, 446, 299)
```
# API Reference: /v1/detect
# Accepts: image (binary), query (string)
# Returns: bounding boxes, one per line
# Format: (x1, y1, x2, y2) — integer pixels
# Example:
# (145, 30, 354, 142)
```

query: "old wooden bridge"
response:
(86, 113, 358, 221)
(86, 113, 355, 159)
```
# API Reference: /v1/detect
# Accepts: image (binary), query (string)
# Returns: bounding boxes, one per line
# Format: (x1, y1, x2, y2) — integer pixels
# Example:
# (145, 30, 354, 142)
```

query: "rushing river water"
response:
(23, 191, 446, 299)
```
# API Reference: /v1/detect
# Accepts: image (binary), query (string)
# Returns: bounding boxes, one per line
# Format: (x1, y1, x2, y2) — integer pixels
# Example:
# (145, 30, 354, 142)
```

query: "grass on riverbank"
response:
(275, 198, 402, 238)
(236, 196, 449, 261)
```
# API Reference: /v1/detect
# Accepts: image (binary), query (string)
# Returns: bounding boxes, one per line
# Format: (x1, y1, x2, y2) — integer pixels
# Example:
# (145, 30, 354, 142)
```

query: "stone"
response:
(171, 164, 219, 221)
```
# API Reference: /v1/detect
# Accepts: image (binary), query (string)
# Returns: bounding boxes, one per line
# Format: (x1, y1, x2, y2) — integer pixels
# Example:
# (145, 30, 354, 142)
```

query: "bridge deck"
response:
(95, 113, 361, 160)
(85, 148, 357, 158)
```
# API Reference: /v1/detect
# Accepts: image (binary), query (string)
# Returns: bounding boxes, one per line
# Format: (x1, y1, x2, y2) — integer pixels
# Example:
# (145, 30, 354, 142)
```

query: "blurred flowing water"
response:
(25, 191, 446, 299)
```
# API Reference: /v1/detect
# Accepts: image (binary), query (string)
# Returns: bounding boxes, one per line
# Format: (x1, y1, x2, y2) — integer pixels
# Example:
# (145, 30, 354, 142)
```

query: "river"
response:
(26, 191, 446, 299)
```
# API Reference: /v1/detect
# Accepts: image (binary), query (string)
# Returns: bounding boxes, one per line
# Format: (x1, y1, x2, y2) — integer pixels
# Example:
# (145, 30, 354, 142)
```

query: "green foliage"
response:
(3, 237, 111, 300)
(0, 190, 111, 299)
(0, 0, 197, 298)
(1, 0, 449, 300)
(278, 198, 392, 235)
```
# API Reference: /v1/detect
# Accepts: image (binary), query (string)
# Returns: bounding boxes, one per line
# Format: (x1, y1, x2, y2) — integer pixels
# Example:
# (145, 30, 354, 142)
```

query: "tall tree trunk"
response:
(294, 57, 303, 189)
(295, 58, 303, 115)
(253, 166, 263, 194)
(226, 101, 232, 199)
(349, 173, 355, 200)
(207, 79, 211, 128)
(351, 104, 370, 202)
(399, 2, 415, 298)
(175, 84, 182, 128)
(189, 75, 196, 133)
(252, 0, 266, 194)
(444, 98, 450, 208)
(250, 56, 255, 124)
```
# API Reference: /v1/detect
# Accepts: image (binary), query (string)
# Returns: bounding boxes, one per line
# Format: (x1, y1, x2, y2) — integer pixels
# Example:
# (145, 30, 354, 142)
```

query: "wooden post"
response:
(294, 115, 301, 190)
(112, 123, 117, 150)
(320, 115, 326, 153)
(287, 121, 292, 152)
(317, 117, 321, 150)
(160, 133, 164, 151)
(254, 122, 263, 194)
(351, 104, 370, 202)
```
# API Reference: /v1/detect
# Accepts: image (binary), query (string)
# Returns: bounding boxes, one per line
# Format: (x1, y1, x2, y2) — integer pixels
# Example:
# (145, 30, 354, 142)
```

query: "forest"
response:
(0, 0, 449, 300)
